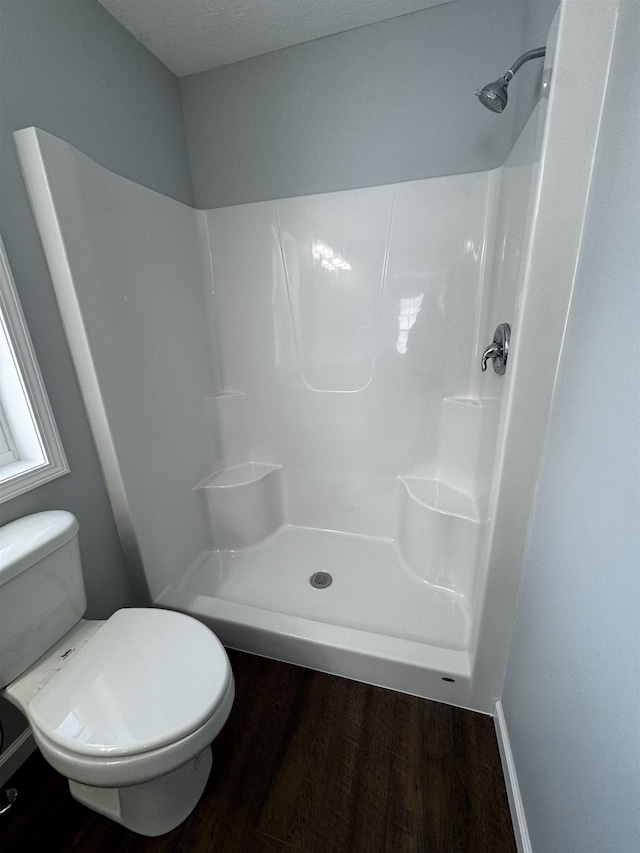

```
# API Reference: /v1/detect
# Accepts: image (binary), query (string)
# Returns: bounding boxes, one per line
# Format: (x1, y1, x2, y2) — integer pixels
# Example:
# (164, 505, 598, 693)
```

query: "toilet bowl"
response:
(0, 511, 234, 836)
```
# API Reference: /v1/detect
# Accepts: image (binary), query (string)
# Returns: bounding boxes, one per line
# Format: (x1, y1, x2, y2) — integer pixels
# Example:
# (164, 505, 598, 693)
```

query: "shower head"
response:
(475, 46, 546, 113)
(475, 77, 510, 113)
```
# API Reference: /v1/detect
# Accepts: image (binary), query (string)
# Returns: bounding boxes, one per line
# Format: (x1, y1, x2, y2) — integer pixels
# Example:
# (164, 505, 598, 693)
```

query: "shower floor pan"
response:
(158, 525, 474, 704)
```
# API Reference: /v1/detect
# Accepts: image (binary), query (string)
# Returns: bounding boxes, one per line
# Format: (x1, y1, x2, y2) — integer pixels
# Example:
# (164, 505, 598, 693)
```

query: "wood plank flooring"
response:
(2, 651, 515, 852)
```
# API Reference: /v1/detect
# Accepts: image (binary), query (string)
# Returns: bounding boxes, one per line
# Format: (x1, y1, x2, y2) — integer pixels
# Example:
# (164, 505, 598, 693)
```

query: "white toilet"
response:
(0, 510, 234, 836)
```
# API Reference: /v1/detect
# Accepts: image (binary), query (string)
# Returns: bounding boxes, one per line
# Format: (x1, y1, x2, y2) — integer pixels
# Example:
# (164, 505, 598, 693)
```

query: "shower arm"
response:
(502, 47, 546, 83)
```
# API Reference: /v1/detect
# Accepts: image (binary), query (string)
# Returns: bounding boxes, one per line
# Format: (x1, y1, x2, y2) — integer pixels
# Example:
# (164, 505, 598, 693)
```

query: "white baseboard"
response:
(494, 700, 532, 853)
(0, 727, 36, 787)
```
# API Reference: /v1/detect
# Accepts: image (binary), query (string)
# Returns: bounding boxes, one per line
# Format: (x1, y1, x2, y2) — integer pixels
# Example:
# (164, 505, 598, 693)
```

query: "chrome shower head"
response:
(475, 46, 546, 114)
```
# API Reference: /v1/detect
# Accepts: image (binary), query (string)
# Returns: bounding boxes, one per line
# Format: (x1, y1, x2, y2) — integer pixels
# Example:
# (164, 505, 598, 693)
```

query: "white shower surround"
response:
(15, 0, 618, 712)
(13, 133, 526, 708)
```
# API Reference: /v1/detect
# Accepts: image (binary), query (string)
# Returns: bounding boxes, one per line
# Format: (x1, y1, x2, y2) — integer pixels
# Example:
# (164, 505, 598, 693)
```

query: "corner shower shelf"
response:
(399, 476, 481, 523)
(195, 463, 285, 549)
(397, 475, 483, 596)
(197, 462, 281, 489)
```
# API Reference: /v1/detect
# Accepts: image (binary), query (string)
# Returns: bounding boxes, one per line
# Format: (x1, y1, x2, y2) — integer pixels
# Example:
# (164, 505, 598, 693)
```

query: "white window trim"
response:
(0, 235, 68, 503)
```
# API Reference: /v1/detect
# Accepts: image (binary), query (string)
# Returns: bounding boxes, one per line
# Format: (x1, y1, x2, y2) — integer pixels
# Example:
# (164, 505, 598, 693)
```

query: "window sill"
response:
(0, 457, 69, 504)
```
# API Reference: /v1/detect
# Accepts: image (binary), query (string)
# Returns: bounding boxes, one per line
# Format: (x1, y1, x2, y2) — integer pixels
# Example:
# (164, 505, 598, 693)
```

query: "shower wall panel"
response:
(205, 172, 493, 542)
(16, 129, 221, 597)
(471, 99, 546, 402)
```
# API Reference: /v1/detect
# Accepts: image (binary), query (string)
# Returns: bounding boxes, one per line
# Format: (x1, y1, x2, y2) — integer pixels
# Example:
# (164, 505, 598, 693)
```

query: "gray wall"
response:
(501, 2, 640, 850)
(0, 0, 192, 760)
(180, 0, 529, 208)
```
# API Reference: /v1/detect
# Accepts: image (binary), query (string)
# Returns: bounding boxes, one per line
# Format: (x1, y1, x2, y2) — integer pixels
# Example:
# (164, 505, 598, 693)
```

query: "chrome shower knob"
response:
(481, 323, 510, 375)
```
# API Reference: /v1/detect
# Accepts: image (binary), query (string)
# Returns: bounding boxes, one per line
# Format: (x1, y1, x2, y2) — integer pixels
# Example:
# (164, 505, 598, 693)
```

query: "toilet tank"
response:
(0, 511, 87, 688)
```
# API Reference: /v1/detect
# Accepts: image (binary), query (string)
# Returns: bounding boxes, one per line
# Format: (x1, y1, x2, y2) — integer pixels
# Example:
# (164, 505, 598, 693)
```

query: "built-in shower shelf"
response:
(196, 462, 281, 489)
(195, 463, 285, 549)
(399, 476, 480, 523)
(397, 475, 483, 596)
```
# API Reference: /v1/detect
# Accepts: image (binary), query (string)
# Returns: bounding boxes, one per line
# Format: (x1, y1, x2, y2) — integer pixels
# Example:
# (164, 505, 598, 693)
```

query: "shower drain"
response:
(309, 571, 333, 589)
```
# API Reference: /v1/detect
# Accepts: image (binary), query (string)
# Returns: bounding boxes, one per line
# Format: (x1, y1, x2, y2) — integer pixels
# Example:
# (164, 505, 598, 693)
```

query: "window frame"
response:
(0, 234, 68, 503)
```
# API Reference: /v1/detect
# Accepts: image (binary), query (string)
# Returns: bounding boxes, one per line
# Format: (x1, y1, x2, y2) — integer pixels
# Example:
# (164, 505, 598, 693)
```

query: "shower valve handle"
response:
(481, 343, 501, 371)
(481, 323, 511, 375)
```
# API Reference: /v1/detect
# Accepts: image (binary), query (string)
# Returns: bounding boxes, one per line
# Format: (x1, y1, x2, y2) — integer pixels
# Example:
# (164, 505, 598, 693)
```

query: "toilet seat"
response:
(27, 608, 231, 758)
(29, 674, 234, 788)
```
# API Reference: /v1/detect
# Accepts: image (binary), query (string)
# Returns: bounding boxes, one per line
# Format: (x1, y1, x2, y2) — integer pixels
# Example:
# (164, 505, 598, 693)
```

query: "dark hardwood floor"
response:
(3, 651, 515, 852)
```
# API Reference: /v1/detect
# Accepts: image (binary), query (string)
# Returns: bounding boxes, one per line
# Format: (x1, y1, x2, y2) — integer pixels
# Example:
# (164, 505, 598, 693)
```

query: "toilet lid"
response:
(27, 608, 231, 758)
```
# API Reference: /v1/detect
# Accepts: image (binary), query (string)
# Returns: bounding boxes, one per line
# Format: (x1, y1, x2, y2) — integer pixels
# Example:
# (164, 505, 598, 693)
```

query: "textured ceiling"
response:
(98, 0, 454, 77)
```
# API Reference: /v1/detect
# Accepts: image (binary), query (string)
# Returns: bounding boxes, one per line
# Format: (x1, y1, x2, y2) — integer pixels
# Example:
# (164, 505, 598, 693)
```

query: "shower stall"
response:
(15, 0, 618, 713)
